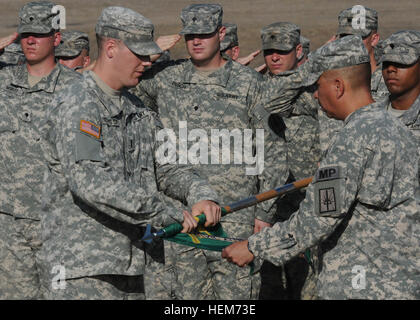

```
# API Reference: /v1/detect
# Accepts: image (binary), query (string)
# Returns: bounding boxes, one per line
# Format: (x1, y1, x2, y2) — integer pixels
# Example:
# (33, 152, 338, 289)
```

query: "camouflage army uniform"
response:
(40, 69, 218, 299)
(258, 22, 321, 300)
(133, 4, 288, 300)
(55, 30, 90, 70)
(248, 36, 420, 300)
(0, 1, 82, 299)
(220, 23, 238, 60)
(39, 6, 218, 300)
(379, 30, 420, 202)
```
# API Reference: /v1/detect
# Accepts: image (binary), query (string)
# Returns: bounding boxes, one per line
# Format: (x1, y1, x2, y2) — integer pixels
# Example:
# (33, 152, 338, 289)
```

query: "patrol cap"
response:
(304, 35, 370, 86)
(300, 35, 310, 56)
(261, 22, 300, 51)
(18, 1, 59, 34)
(380, 30, 420, 65)
(95, 6, 162, 56)
(337, 6, 378, 38)
(179, 4, 223, 35)
(220, 23, 238, 51)
(0, 41, 25, 65)
(55, 31, 89, 58)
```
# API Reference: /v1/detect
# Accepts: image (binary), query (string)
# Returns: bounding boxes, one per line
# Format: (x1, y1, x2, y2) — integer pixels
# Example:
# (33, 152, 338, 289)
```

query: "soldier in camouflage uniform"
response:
(132, 3, 288, 300)
(55, 30, 90, 71)
(297, 36, 310, 67)
(39, 6, 221, 300)
(319, 6, 390, 155)
(223, 35, 420, 300)
(0, 1, 82, 299)
(380, 30, 420, 201)
(220, 23, 261, 67)
(258, 22, 321, 300)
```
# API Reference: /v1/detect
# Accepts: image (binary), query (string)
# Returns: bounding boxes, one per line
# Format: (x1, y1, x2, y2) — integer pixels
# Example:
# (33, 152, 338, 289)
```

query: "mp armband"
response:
(313, 165, 347, 218)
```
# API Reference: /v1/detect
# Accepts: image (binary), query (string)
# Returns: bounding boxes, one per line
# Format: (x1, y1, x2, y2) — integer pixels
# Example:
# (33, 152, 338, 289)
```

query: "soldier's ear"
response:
(231, 46, 240, 60)
(104, 38, 118, 59)
(335, 78, 345, 99)
(295, 43, 303, 60)
(53, 32, 61, 47)
(371, 32, 380, 47)
(218, 26, 226, 42)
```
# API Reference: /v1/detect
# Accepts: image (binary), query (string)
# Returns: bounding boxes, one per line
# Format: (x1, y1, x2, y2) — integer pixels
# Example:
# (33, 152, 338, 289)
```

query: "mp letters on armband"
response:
(314, 165, 346, 217)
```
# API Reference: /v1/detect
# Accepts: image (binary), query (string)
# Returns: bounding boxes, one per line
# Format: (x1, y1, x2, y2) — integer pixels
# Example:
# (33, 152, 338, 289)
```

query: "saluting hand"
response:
(0, 32, 18, 52)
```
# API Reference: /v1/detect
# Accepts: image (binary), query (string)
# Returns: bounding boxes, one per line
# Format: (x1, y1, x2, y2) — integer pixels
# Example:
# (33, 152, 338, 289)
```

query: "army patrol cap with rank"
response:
(304, 35, 370, 86)
(18, 1, 59, 34)
(95, 6, 162, 56)
(55, 31, 89, 58)
(337, 6, 378, 38)
(261, 22, 300, 51)
(179, 4, 223, 35)
(379, 30, 420, 66)
(220, 23, 238, 51)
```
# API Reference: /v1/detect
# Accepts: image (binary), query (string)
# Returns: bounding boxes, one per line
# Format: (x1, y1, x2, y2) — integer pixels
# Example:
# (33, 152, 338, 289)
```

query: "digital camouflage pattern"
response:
(248, 35, 419, 299)
(220, 23, 238, 51)
(133, 56, 289, 299)
(380, 30, 420, 202)
(380, 30, 420, 65)
(55, 30, 89, 58)
(248, 102, 420, 299)
(0, 42, 25, 68)
(300, 36, 310, 57)
(261, 22, 300, 52)
(337, 6, 378, 38)
(179, 4, 223, 35)
(40, 70, 218, 298)
(18, 1, 59, 34)
(370, 64, 389, 102)
(95, 6, 162, 56)
(0, 62, 82, 299)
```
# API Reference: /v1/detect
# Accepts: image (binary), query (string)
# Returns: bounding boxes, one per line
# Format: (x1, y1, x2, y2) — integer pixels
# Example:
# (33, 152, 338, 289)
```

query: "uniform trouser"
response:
(260, 190, 319, 300)
(144, 222, 261, 300)
(0, 214, 43, 299)
(42, 275, 145, 300)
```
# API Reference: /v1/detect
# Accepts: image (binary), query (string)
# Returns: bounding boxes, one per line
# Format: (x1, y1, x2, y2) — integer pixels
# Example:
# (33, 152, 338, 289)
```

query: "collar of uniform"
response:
(11, 63, 61, 93)
(182, 58, 232, 87)
(84, 71, 123, 118)
(393, 93, 420, 127)
(344, 101, 384, 125)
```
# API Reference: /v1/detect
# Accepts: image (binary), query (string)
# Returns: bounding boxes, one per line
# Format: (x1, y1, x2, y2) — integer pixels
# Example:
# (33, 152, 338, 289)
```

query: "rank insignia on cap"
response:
(80, 120, 100, 139)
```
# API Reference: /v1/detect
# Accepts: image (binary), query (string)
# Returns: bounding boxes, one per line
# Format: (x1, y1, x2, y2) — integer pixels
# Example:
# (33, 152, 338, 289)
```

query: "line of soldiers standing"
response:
(0, 1, 418, 300)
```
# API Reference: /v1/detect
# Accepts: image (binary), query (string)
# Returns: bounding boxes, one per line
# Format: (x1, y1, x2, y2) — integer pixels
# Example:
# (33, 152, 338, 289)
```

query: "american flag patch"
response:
(80, 120, 100, 139)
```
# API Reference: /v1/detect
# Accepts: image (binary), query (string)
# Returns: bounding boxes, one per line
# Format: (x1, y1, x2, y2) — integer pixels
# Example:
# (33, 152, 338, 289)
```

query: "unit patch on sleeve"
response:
(319, 187, 337, 213)
(80, 120, 100, 139)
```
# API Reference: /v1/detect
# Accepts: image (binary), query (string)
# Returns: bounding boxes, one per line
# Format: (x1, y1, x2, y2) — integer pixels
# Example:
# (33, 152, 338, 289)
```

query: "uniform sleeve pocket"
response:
(75, 132, 103, 162)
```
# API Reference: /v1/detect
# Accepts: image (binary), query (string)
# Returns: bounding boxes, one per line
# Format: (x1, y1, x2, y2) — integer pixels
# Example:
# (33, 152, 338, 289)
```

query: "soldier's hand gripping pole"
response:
(141, 176, 313, 243)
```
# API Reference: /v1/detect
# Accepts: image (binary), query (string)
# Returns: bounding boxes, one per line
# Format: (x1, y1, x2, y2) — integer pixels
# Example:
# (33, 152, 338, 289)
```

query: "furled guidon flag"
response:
(80, 120, 100, 139)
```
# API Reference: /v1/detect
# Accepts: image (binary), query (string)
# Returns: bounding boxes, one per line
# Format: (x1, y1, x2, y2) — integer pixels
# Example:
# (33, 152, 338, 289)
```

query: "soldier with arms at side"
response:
(0, 1, 82, 299)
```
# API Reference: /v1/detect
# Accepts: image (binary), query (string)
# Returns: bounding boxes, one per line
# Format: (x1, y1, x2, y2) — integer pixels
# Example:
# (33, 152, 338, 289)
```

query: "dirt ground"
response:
(1, 0, 419, 67)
